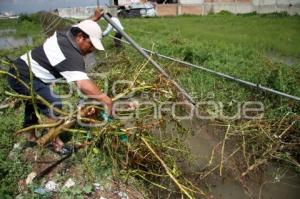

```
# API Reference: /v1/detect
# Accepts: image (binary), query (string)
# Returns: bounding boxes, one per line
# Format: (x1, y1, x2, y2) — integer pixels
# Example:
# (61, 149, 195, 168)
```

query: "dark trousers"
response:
(7, 66, 62, 128)
(114, 32, 123, 48)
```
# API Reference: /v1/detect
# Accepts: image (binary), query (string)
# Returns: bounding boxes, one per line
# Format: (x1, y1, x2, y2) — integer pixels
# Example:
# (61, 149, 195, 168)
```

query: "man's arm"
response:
(102, 24, 112, 37)
(90, 7, 104, 22)
(76, 79, 113, 115)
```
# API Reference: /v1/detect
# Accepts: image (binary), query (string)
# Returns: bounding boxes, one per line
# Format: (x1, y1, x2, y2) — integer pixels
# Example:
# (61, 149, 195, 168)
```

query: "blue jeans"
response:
(7, 67, 62, 128)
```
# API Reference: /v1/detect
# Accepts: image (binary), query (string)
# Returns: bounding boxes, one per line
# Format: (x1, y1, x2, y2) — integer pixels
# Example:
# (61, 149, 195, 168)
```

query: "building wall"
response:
(156, 4, 178, 16)
(56, 0, 300, 17)
(180, 0, 204, 4)
(157, 0, 300, 16)
(118, 0, 141, 5)
(181, 5, 203, 14)
(253, 0, 300, 6)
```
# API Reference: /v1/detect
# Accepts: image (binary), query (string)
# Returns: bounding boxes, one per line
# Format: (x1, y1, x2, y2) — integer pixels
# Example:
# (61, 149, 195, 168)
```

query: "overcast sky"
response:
(0, 0, 109, 14)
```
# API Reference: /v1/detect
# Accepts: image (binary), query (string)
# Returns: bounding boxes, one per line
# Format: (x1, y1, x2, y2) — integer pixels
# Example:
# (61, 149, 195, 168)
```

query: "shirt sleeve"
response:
(102, 24, 112, 37)
(55, 53, 89, 82)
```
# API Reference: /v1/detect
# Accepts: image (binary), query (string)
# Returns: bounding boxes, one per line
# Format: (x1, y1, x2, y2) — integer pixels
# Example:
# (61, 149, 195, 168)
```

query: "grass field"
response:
(0, 13, 299, 197)
(123, 13, 300, 56)
(116, 14, 300, 118)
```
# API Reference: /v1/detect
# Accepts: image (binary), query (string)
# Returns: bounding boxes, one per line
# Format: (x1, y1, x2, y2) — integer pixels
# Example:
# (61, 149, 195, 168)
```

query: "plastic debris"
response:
(8, 143, 22, 159)
(93, 182, 103, 191)
(119, 133, 128, 143)
(63, 178, 75, 188)
(25, 172, 37, 185)
(100, 111, 113, 122)
(117, 191, 129, 199)
(44, 181, 58, 192)
(13, 143, 22, 150)
(34, 187, 47, 195)
(100, 197, 107, 199)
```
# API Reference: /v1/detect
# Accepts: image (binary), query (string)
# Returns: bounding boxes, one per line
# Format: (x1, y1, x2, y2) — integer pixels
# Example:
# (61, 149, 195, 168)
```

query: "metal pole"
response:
(102, 13, 196, 105)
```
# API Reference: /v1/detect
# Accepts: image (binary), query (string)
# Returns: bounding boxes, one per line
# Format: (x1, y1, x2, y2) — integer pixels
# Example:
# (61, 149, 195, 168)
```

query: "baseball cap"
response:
(73, 20, 104, 50)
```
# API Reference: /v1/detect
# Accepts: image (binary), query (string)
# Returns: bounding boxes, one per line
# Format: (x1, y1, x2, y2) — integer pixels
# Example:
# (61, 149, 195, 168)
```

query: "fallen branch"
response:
(141, 137, 197, 199)
(15, 120, 63, 135)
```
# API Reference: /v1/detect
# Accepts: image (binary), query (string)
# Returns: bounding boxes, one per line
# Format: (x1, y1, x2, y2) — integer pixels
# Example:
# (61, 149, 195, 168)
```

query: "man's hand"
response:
(91, 7, 104, 22)
(76, 79, 113, 115)
(80, 106, 97, 117)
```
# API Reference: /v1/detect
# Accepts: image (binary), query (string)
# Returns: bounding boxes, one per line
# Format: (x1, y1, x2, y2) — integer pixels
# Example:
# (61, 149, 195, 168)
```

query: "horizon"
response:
(0, 0, 109, 14)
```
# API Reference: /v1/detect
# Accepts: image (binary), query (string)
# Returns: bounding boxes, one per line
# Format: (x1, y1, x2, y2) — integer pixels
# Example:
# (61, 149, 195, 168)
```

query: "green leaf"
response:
(83, 184, 93, 194)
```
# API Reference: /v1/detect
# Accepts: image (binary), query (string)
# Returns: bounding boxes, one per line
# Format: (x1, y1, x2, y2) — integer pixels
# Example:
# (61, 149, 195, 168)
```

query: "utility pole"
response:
(177, 0, 181, 16)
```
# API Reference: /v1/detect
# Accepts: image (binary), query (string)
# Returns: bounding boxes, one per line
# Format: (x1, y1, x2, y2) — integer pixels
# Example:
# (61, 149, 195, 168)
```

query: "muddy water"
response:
(182, 118, 300, 199)
(265, 51, 300, 66)
(0, 35, 32, 49)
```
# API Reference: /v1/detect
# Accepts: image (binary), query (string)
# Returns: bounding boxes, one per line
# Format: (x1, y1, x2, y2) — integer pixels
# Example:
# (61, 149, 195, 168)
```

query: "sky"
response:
(0, 0, 109, 14)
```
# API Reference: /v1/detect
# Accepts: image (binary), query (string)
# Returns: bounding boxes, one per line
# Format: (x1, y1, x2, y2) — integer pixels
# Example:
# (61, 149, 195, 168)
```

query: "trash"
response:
(0, 103, 10, 109)
(117, 191, 129, 199)
(100, 197, 107, 199)
(100, 111, 113, 122)
(25, 172, 37, 185)
(119, 133, 128, 143)
(44, 181, 58, 192)
(13, 143, 22, 150)
(63, 178, 75, 188)
(8, 143, 22, 159)
(93, 182, 103, 191)
(34, 187, 47, 195)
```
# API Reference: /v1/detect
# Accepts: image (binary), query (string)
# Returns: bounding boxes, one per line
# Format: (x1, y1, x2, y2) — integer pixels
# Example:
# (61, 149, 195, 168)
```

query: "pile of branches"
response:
(0, 54, 208, 198)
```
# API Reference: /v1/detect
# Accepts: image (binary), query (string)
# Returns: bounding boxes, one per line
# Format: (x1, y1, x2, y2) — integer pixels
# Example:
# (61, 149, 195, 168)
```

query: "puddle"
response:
(265, 51, 300, 66)
(0, 36, 32, 50)
(0, 28, 16, 35)
(207, 164, 300, 199)
(182, 117, 300, 198)
(257, 165, 300, 199)
(183, 119, 219, 170)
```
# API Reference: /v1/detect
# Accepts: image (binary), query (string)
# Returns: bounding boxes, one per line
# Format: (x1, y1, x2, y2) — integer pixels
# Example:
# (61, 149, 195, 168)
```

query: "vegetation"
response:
(0, 12, 299, 198)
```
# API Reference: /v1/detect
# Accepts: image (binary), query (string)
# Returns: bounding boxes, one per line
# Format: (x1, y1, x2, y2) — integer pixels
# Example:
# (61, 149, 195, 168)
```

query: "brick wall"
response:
(156, 0, 300, 16)
(181, 5, 202, 15)
(156, 4, 178, 16)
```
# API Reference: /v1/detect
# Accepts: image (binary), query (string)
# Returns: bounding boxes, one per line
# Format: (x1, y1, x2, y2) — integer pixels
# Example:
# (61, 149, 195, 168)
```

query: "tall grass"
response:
(113, 15, 300, 118)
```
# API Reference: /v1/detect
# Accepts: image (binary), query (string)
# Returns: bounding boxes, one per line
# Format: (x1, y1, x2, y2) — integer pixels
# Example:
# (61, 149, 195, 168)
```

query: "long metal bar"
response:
(108, 35, 300, 102)
(103, 13, 196, 105)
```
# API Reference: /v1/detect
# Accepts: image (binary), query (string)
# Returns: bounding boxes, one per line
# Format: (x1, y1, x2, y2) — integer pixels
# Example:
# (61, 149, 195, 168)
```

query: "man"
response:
(102, 13, 124, 48)
(7, 8, 112, 154)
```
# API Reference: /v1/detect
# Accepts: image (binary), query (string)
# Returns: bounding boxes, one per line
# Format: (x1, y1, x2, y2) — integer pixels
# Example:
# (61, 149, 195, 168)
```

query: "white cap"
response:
(73, 20, 104, 51)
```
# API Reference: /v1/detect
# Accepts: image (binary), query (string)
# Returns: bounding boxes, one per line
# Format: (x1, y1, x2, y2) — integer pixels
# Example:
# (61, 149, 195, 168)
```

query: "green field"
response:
(118, 14, 300, 117)
(0, 13, 300, 198)
(124, 14, 300, 57)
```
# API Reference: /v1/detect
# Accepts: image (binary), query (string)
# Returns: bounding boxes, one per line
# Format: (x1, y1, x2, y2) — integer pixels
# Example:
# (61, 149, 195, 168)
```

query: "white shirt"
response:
(102, 17, 124, 37)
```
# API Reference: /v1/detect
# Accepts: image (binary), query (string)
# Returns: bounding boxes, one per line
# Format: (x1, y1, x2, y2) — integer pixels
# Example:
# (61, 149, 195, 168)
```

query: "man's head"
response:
(71, 20, 104, 55)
